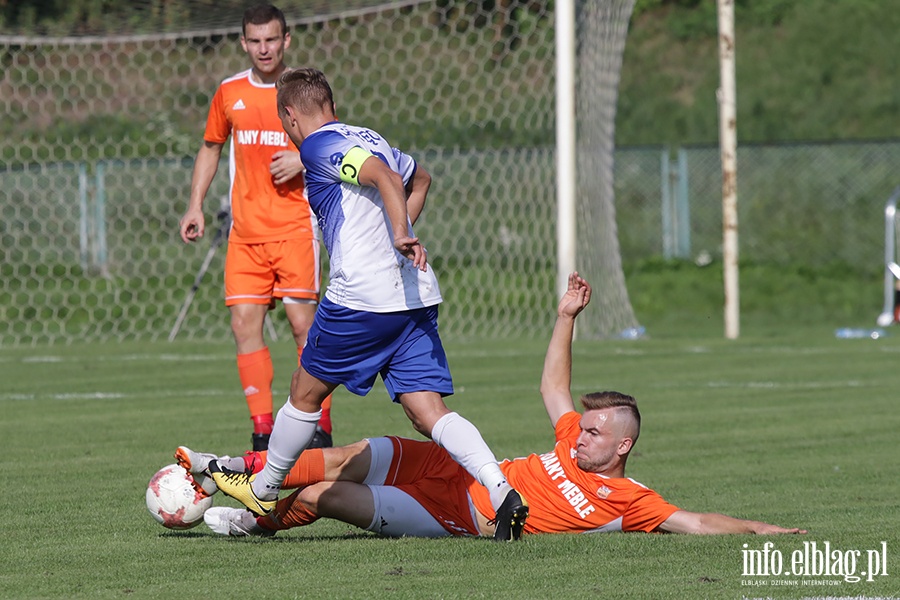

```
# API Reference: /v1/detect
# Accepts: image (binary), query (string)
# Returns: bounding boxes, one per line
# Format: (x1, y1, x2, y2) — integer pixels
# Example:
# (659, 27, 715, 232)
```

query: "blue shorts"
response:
(301, 297, 454, 402)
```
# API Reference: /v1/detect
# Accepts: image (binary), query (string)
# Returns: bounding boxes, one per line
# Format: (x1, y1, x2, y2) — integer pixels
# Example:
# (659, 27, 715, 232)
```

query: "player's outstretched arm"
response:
(540, 272, 592, 427)
(180, 141, 223, 243)
(357, 154, 426, 270)
(657, 510, 807, 535)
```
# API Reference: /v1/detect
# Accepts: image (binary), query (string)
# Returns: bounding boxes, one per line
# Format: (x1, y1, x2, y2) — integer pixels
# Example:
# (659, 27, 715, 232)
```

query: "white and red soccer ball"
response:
(146, 464, 213, 530)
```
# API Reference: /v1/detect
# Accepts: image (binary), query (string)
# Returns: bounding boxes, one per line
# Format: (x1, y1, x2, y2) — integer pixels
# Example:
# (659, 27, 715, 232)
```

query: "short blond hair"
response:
(276, 67, 334, 117)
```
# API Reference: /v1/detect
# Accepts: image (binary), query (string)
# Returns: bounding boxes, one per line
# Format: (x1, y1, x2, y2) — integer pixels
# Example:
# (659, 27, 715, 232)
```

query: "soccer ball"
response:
(145, 463, 213, 530)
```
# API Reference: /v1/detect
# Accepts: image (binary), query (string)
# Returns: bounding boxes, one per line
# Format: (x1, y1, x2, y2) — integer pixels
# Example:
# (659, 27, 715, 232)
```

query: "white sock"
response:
(431, 412, 511, 511)
(251, 397, 321, 501)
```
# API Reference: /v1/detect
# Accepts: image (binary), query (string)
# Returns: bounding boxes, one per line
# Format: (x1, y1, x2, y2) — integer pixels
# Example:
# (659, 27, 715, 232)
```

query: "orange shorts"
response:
(374, 436, 481, 537)
(224, 238, 321, 306)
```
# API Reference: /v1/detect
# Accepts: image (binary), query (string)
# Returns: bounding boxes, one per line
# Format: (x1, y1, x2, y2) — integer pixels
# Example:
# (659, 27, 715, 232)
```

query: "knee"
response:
(289, 319, 312, 345)
(403, 409, 439, 439)
(401, 395, 449, 439)
(287, 305, 316, 344)
(333, 440, 370, 472)
(409, 418, 433, 439)
(296, 486, 317, 508)
(230, 311, 259, 339)
(292, 309, 314, 332)
(297, 482, 331, 511)
(288, 370, 326, 413)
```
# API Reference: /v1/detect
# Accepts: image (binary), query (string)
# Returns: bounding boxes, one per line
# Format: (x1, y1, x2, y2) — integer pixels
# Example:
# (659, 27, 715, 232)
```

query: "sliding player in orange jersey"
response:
(178, 273, 806, 539)
(178, 4, 332, 451)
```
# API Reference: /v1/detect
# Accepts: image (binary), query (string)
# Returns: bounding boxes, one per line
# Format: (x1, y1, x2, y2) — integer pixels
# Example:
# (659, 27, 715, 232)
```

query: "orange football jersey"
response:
(204, 69, 316, 244)
(469, 411, 680, 534)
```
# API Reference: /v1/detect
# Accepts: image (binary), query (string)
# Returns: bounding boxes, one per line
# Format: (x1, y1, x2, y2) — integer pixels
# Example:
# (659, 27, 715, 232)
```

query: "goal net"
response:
(0, 0, 637, 344)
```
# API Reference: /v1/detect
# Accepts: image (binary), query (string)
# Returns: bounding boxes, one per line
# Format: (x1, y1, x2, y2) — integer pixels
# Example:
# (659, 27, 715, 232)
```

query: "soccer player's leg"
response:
(215, 300, 415, 514)
(364, 486, 452, 538)
(205, 489, 311, 537)
(310, 394, 333, 448)
(219, 299, 354, 514)
(244, 297, 408, 503)
(211, 365, 336, 515)
(253, 439, 374, 489)
(284, 302, 334, 449)
(206, 481, 448, 538)
(373, 436, 482, 537)
(234, 342, 275, 451)
(204, 506, 276, 537)
(206, 438, 470, 537)
(180, 439, 349, 523)
(225, 242, 278, 451)
(387, 306, 528, 540)
(276, 237, 334, 448)
(173, 447, 246, 497)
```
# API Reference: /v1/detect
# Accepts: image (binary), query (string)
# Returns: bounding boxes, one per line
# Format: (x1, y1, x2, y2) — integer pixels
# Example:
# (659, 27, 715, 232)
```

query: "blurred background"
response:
(2, 0, 897, 344)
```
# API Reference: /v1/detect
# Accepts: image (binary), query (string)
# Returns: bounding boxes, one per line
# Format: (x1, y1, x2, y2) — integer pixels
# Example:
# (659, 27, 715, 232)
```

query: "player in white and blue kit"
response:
(303, 123, 440, 313)
(211, 67, 529, 541)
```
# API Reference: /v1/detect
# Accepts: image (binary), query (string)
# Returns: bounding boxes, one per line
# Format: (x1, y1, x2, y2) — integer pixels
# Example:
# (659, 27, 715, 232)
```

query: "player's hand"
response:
(179, 208, 205, 243)
(752, 522, 808, 535)
(270, 151, 305, 185)
(394, 236, 427, 271)
(558, 272, 591, 318)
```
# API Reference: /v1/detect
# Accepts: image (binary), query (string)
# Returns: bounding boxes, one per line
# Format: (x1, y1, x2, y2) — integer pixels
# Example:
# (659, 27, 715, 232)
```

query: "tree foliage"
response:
(0, 0, 387, 36)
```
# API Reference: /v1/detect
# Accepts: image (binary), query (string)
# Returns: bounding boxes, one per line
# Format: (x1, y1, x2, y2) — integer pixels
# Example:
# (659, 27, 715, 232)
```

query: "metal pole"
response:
(661, 150, 673, 259)
(168, 209, 231, 342)
(78, 162, 89, 271)
(95, 161, 109, 276)
(676, 148, 691, 258)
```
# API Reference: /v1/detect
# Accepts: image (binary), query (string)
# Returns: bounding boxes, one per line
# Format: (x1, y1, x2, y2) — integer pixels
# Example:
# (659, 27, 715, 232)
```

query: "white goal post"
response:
(556, 0, 578, 302)
(717, 0, 740, 340)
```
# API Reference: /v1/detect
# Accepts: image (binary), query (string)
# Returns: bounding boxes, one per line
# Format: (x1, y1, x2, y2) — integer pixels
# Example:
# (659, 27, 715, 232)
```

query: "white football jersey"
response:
(300, 122, 442, 312)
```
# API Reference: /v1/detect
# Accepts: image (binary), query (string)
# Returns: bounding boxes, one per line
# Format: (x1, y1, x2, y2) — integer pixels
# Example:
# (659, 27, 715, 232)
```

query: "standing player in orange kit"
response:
(179, 4, 332, 451)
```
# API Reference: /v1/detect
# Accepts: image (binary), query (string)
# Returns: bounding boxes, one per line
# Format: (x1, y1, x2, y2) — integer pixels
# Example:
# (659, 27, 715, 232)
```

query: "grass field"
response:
(2, 325, 898, 600)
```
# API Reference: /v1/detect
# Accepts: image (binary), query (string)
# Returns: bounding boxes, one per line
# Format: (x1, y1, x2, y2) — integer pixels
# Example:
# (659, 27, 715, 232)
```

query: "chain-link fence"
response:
(5, 139, 897, 344)
(2, 0, 641, 345)
(616, 140, 900, 269)
(2, 0, 896, 346)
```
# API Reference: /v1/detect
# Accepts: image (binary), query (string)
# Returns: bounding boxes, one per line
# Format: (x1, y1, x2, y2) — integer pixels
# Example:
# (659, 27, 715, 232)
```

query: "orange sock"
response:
(298, 345, 333, 435)
(284, 447, 325, 488)
(245, 448, 325, 489)
(258, 489, 319, 530)
(237, 348, 274, 429)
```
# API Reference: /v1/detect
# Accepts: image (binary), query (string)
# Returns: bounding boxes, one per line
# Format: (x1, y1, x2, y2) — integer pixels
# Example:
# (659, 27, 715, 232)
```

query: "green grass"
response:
(2, 330, 899, 599)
